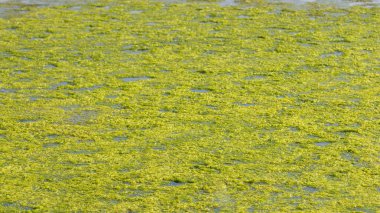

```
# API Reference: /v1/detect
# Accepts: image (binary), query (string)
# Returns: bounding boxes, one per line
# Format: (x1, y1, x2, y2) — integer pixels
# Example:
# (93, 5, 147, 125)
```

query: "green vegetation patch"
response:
(0, 0, 379, 211)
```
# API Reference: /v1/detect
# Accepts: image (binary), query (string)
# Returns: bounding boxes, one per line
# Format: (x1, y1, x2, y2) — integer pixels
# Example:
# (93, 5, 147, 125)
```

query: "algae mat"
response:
(0, 0, 379, 211)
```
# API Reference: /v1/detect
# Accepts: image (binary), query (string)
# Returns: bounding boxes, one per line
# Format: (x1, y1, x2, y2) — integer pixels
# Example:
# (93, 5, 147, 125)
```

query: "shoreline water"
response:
(1, 0, 380, 18)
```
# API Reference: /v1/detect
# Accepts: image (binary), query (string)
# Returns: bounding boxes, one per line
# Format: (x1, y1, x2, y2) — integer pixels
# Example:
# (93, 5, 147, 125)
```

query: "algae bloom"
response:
(0, 0, 379, 211)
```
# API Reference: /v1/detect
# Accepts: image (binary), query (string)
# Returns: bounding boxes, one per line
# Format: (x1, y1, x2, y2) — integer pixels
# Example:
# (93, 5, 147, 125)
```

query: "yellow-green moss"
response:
(0, 0, 379, 211)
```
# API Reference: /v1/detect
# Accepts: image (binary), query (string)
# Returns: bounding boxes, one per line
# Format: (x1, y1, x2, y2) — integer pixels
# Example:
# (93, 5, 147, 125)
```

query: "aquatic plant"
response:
(0, 0, 379, 211)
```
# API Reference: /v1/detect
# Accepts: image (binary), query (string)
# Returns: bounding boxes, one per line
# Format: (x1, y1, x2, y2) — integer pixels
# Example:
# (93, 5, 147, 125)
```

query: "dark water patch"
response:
(122, 45, 148, 54)
(206, 105, 217, 110)
(2, 202, 15, 207)
(287, 171, 302, 178)
(99, 198, 119, 205)
(130, 10, 143, 14)
(152, 145, 166, 151)
(29, 96, 40, 101)
(325, 122, 339, 127)
(297, 42, 314, 47)
(69, 6, 82, 11)
(192, 120, 215, 126)
(43, 142, 61, 148)
(77, 85, 102, 91)
(307, 134, 320, 139)
(122, 76, 150, 82)
(237, 15, 249, 19)
(250, 180, 269, 186)
(315, 141, 331, 147)
(213, 207, 221, 213)
(106, 95, 118, 99)
(50, 81, 71, 90)
(336, 129, 360, 138)
(0, 88, 16, 93)
(65, 149, 97, 155)
(61, 161, 89, 167)
(195, 70, 208, 74)
(340, 151, 369, 167)
(146, 22, 156, 26)
(1, 202, 35, 210)
(14, 70, 27, 75)
(191, 89, 209, 93)
(44, 63, 57, 69)
(321, 51, 343, 58)
(247, 207, 255, 213)
(113, 136, 128, 142)
(119, 168, 130, 173)
(244, 75, 267, 80)
(0, 51, 12, 57)
(203, 50, 216, 55)
(47, 134, 59, 139)
(329, 36, 351, 43)
(224, 159, 246, 166)
(110, 104, 123, 109)
(77, 139, 95, 144)
(160, 108, 178, 113)
(68, 110, 97, 124)
(287, 196, 302, 207)
(298, 65, 319, 72)
(219, 0, 237, 7)
(353, 207, 376, 213)
(346, 123, 361, 129)
(129, 190, 152, 197)
(350, 98, 361, 104)
(60, 104, 81, 111)
(326, 173, 340, 181)
(18, 119, 38, 123)
(73, 163, 89, 167)
(341, 151, 358, 162)
(166, 180, 185, 187)
(123, 49, 149, 54)
(289, 126, 300, 132)
(17, 77, 32, 82)
(324, 11, 347, 17)
(235, 102, 255, 107)
(334, 73, 352, 83)
(303, 186, 318, 193)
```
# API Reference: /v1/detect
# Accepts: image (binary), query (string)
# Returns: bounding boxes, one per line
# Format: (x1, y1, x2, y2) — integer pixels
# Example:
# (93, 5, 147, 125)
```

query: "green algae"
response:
(0, 0, 379, 211)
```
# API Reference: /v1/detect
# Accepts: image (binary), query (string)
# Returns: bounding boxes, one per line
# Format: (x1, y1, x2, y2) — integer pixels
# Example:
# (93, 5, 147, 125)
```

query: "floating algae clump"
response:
(0, 0, 379, 211)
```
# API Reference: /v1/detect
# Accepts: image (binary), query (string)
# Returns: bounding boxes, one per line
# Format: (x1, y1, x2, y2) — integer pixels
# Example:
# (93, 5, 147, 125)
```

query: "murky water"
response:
(1, 0, 379, 18)
(191, 89, 209, 93)
(0, 0, 91, 5)
(158, 0, 380, 7)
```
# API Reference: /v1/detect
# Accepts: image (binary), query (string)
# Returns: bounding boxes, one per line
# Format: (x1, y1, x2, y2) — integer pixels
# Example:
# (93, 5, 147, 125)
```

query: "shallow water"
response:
(1, 0, 380, 17)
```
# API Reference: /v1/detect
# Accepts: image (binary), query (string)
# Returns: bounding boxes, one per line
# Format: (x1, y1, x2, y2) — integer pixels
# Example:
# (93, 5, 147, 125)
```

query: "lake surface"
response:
(1, 0, 379, 18)
(0, 0, 378, 212)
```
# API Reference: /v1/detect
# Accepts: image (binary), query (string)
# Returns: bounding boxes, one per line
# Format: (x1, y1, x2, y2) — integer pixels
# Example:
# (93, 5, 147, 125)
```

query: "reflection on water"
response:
(122, 76, 150, 82)
(0, 0, 379, 7)
(191, 89, 209, 93)
(303, 186, 318, 193)
(157, 0, 380, 7)
(0, 0, 379, 18)
(0, 0, 91, 6)
(315, 141, 331, 147)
